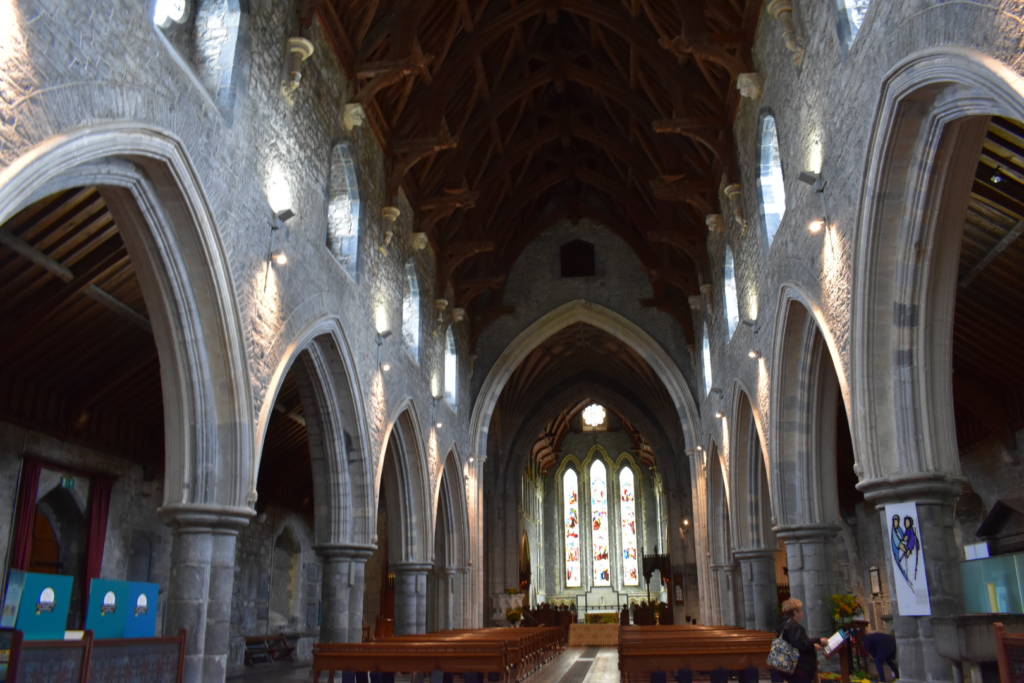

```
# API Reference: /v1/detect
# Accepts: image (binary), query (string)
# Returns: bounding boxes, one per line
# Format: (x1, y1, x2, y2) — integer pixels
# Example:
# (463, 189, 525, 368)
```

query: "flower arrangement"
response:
(505, 608, 522, 624)
(830, 592, 863, 628)
(504, 587, 521, 595)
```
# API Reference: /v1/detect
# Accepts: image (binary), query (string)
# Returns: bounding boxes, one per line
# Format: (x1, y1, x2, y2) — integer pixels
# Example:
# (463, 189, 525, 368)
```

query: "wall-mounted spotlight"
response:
(798, 171, 825, 192)
(748, 349, 762, 360)
(709, 387, 723, 398)
(435, 421, 443, 429)
(714, 411, 724, 419)
(807, 218, 825, 234)
(468, 456, 475, 464)
(268, 207, 295, 268)
(376, 329, 392, 372)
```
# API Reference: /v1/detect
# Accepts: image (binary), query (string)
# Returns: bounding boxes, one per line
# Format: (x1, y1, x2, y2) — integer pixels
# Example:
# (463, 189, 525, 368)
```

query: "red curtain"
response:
(10, 459, 42, 570)
(85, 476, 113, 582)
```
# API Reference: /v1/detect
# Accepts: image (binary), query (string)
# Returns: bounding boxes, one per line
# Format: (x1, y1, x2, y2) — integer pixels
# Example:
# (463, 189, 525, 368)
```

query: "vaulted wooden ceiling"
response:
(318, 0, 761, 336)
(953, 116, 1024, 450)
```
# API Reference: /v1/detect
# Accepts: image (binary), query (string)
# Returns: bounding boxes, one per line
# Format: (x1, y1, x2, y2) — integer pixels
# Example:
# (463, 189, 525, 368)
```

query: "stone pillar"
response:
(451, 566, 468, 629)
(160, 505, 252, 683)
(862, 478, 962, 683)
(709, 563, 731, 625)
(393, 562, 431, 634)
(317, 543, 375, 642)
(735, 549, 779, 631)
(775, 526, 835, 638)
(435, 568, 456, 631)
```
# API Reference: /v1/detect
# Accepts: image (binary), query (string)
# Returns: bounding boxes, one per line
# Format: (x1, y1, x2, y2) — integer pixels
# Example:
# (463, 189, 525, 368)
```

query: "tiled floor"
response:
(228, 647, 620, 683)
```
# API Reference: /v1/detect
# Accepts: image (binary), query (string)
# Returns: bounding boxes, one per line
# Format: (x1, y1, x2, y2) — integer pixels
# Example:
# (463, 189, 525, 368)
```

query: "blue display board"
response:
(85, 579, 129, 639)
(122, 582, 159, 638)
(15, 572, 73, 641)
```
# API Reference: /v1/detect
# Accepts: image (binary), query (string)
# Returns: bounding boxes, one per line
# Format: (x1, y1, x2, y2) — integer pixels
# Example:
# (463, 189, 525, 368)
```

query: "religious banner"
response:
(884, 502, 931, 615)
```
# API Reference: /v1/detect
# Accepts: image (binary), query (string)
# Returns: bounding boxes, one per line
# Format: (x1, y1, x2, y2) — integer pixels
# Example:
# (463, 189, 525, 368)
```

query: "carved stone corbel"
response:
(766, 0, 805, 66)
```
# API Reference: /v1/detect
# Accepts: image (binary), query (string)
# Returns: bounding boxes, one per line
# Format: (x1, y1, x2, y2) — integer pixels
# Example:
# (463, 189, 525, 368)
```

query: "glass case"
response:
(961, 552, 1024, 613)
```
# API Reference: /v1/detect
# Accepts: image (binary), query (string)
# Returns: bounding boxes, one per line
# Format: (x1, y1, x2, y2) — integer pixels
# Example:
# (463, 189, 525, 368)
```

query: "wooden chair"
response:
(995, 622, 1024, 683)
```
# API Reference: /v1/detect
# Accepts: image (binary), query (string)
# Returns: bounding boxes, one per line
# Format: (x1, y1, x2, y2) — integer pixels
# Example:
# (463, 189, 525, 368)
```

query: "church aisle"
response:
(527, 646, 619, 683)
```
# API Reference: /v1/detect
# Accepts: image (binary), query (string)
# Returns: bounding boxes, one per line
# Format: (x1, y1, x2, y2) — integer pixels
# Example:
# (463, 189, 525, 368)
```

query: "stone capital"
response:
(157, 503, 254, 533)
(857, 472, 964, 505)
(733, 548, 778, 560)
(315, 542, 377, 561)
(392, 561, 434, 574)
(772, 524, 838, 542)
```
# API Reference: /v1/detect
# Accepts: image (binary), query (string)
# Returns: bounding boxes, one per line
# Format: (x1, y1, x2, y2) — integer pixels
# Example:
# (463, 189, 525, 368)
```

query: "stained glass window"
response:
(590, 460, 610, 586)
(402, 262, 420, 356)
(724, 247, 739, 337)
(758, 115, 786, 246)
(444, 327, 457, 406)
(838, 0, 871, 44)
(563, 469, 581, 587)
(620, 467, 639, 586)
(702, 323, 713, 396)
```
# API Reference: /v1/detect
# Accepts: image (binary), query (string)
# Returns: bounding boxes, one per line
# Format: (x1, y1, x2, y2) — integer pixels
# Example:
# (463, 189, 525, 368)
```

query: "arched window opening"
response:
(724, 247, 739, 337)
(269, 529, 301, 630)
(837, 0, 871, 45)
(560, 239, 595, 277)
(327, 142, 361, 274)
(402, 262, 420, 356)
(444, 327, 457, 406)
(563, 469, 581, 587)
(153, 0, 188, 27)
(619, 467, 639, 586)
(702, 322, 713, 396)
(590, 460, 610, 586)
(758, 115, 786, 246)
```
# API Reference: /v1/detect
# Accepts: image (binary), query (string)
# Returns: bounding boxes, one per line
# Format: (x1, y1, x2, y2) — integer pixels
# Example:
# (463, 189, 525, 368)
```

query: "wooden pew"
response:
(314, 626, 563, 682)
(88, 629, 187, 682)
(619, 625, 774, 682)
(313, 641, 511, 682)
(6, 629, 93, 683)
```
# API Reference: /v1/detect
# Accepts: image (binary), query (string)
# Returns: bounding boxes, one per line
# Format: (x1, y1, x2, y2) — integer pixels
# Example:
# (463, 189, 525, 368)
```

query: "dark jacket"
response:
(862, 632, 897, 660)
(780, 618, 818, 675)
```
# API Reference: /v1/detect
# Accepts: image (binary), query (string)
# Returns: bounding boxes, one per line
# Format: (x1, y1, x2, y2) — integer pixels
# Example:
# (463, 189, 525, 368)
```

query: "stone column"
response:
(160, 505, 252, 683)
(862, 478, 962, 683)
(775, 526, 836, 638)
(451, 566, 468, 629)
(435, 568, 457, 630)
(317, 543, 375, 642)
(393, 562, 432, 634)
(709, 563, 730, 625)
(735, 549, 779, 631)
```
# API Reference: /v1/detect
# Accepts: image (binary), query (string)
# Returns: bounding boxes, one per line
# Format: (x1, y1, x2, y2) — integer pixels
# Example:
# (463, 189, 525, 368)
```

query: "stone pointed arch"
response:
(470, 299, 700, 462)
(769, 285, 852, 528)
(429, 451, 471, 629)
(0, 123, 253, 513)
(852, 47, 1024, 494)
(377, 404, 433, 564)
(253, 317, 374, 547)
(727, 384, 774, 552)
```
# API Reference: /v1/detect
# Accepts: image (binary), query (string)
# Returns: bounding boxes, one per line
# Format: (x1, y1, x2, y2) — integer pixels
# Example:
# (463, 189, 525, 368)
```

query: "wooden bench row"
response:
(313, 626, 565, 682)
(1, 628, 186, 683)
(619, 625, 775, 683)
